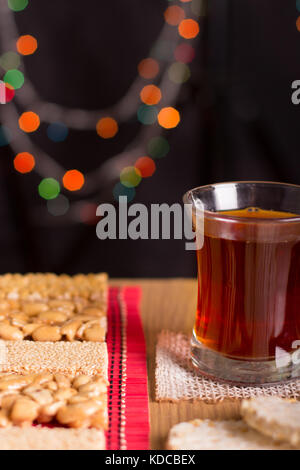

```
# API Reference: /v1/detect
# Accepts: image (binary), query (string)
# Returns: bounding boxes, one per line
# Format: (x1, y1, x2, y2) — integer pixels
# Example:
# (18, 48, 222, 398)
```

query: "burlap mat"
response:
(155, 330, 300, 403)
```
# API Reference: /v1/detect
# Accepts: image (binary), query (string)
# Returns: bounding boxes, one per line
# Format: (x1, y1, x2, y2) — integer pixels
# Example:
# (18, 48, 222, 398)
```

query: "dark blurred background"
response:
(0, 0, 300, 277)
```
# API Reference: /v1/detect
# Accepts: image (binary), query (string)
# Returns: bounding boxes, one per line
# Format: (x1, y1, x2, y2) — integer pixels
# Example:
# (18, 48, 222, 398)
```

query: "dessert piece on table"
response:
(0, 273, 109, 450)
(0, 339, 108, 377)
(0, 372, 107, 429)
(0, 427, 105, 450)
(0, 273, 108, 301)
(0, 273, 108, 343)
(241, 396, 300, 448)
(166, 419, 295, 450)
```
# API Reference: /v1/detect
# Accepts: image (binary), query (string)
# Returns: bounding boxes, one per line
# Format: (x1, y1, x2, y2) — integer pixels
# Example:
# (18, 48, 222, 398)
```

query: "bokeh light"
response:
(137, 105, 158, 125)
(168, 62, 190, 84)
(13, 152, 35, 174)
(38, 178, 60, 200)
(96, 117, 118, 138)
(80, 203, 99, 225)
(4, 69, 24, 89)
(16, 35, 38, 55)
(47, 122, 68, 142)
(164, 5, 185, 25)
(47, 195, 69, 217)
(0, 81, 15, 104)
(135, 156, 156, 177)
(191, 0, 203, 16)
(113, 183, 136, 202)
(157, 107, 180, 129)
(7, 0, 28, 11)
(297, 0, 300, 13)
(0, 52, 20, 71)
(120, 166, 142, 188)
(0, 125, 12, 147)
(178, 19, 200, 39)
(147, 136, 170, 159)
(140, 85, 162, 105)
(297, 16, 300, 31)
(18, 111, 40, 132)
(174, 43, 195, 63)
(63, 170, 85, 191)
(151, 40, 175, 61)
(138, 58, 159, 79)
(4, 83, 15, 103)
(4, 0, 198, 208)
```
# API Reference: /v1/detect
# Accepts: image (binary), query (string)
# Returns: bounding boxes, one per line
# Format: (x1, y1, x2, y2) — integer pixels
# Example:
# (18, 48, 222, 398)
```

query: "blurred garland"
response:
(0, 0, 205, 224)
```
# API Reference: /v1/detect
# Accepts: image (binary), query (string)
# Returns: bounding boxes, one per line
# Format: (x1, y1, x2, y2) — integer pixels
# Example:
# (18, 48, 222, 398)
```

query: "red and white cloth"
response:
(106, 287, 150, 450)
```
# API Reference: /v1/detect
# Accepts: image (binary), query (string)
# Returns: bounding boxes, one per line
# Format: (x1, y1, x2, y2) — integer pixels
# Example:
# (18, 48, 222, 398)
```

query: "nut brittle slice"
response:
(0, 372, 108, 429)
(0, 276, 108, 342)
(0, 273, 108, 302)
(0, 340, 108, 377)
(0, 427, 106, 450)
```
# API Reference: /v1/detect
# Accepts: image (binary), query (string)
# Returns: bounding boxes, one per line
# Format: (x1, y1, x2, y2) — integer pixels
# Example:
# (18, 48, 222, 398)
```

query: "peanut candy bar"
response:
(0, 427, 106, 450)
(0, 340, 108, 377)
(0, 273, 108, 301)
(0, 372, 108, 429)
(0, 273, 108, 342)
(0, 298, 107, 342)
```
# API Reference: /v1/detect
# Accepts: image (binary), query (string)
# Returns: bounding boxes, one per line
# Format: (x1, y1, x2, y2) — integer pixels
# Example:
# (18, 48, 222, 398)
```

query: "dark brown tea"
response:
(195, 207, 300, 361)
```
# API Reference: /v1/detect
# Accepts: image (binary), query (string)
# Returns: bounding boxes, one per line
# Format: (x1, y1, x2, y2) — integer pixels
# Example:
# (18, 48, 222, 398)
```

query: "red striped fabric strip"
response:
(106, 287, 149, 450)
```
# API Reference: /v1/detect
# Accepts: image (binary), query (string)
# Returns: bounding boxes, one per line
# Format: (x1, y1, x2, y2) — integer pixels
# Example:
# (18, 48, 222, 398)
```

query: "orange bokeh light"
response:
(96, 117, 118, 139)
(16, 35, 38, 55)
(157, 107, 180, 129)
(178, 19, 199, 39)
(164, 5, 185, 26)
(138, 58, 159, 79)
(13, 152, 35, 174)
(18, 111, 40, 133)
(63, 170, 85, 191)
(297, 17, 300, 32)
(140, 85, 162, 105)
(135, 156, 156, 178)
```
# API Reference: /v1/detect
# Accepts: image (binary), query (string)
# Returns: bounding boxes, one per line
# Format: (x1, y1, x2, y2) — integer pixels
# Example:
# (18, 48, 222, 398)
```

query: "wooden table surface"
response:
(111, 279, 241, 450)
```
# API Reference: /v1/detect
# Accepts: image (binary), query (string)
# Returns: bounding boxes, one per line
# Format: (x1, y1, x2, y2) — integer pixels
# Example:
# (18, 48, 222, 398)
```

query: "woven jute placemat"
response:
(155, 330, 300, 403)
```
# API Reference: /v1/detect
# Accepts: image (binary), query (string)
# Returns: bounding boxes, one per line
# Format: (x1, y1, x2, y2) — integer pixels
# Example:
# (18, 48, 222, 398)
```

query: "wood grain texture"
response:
(111, 279, 240, 450)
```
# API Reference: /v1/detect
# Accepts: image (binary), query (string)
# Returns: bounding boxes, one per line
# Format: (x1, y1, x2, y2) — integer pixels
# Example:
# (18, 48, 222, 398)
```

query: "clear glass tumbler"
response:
(184, 181, 300, 385)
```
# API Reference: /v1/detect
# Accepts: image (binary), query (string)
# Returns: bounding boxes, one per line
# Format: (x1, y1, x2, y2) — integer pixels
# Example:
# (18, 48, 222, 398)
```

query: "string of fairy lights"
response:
(0, 0, 205, 225)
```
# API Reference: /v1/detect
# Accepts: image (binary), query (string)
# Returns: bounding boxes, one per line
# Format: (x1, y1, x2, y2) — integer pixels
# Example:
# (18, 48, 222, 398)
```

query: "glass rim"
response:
(183, 180, 300, 224)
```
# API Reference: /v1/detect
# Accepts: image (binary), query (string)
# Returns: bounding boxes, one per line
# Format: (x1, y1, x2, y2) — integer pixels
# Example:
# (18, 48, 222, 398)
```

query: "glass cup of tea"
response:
(184, 181, 300, 385)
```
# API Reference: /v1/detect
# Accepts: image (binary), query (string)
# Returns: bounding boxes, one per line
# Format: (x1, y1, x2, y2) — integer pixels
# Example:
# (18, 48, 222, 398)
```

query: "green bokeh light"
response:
(4, 69, 24, 89)
(137, 105, 158, 125)
(120, 167, 142, 188)
(7, 0, 28, 12)
(113, 183, 136, 202)
(147, 136, 170, 159)
(38, 178, 60, 200)
(0, 126, 12, 147)
(0, 52, 20, 71)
